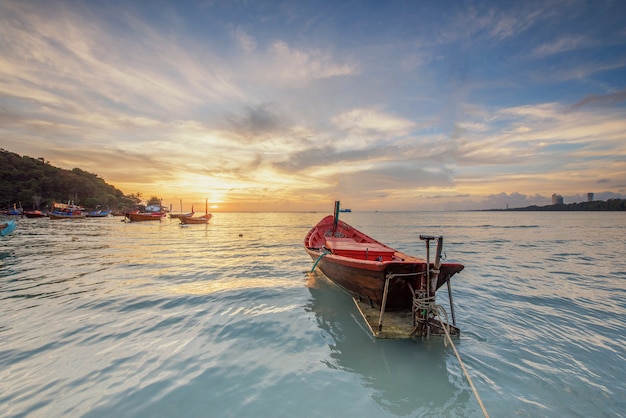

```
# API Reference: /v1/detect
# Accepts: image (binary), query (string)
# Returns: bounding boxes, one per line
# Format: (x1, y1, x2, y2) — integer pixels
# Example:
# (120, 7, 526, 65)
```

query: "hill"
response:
(489, 199, 626, 211)
(0, 148, 139, 211)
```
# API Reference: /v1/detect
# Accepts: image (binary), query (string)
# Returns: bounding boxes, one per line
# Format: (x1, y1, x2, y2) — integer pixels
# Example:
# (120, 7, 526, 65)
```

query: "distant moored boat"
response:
(180, 199, 211, 224)
(23, 210, 47, 218)
(1, 220, 17, 237)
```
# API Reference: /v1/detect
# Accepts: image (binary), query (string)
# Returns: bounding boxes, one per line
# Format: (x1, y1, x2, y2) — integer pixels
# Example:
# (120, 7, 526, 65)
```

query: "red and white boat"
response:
(304, 202, 464, 338)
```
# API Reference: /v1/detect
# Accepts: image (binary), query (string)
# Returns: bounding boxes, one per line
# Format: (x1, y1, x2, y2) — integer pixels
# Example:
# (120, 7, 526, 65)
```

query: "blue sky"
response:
(1, 0, 625, 211)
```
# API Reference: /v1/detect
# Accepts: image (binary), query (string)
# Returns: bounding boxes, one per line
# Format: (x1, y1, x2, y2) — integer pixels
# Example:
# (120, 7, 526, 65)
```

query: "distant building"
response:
(587, 193, 594, 202)
(551, 193, 564, 205)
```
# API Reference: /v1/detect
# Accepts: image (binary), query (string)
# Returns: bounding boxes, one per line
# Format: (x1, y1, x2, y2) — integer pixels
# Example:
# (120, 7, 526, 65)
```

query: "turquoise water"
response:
(0, 212, 624, 417)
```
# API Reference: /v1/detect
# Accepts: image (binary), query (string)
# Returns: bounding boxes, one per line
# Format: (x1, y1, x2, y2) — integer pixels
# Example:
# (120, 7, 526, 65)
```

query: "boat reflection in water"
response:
(305, 271, 471, 417)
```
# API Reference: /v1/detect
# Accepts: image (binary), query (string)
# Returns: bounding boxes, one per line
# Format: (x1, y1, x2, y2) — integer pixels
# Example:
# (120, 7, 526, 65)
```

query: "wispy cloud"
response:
(232, 27, 257, 52)
(530, 35, 591, 58)
(569, 88, 626, 110)
(269, 40, 357, 81)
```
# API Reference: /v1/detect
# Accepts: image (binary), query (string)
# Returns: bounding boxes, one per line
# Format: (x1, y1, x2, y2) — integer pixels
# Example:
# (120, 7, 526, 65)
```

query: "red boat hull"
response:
(126, 212, 165, 222)
(180, 214, 212, 224)
(304, 215, 463, 311)
(23, 211, 47, 218)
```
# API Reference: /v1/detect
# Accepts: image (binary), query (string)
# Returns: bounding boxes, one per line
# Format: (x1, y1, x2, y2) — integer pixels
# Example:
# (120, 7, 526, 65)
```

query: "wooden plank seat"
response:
(325, 237, 395, 261)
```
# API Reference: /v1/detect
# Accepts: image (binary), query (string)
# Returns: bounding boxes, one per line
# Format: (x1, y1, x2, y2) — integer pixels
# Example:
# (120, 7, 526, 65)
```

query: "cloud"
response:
(272, 145, 376, 173)
(569, 88, 626, 110)
(223, 103, 285, 141)
(448, 99, 626, 203)
(232, 27, 256, 52)
(530, 35, 590, 58)
(331, 108, 417, 139)
(431, 2, 554, 45)
(270, 40, 358, 80)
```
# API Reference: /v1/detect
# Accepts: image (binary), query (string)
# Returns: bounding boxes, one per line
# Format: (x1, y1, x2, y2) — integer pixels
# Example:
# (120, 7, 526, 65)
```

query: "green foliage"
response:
(0, 149, 137, 210)
(146, 196, 161, 206)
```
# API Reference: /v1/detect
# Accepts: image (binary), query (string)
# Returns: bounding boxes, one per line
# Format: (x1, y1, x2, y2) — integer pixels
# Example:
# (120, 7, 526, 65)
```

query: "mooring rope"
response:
(413, 295, 436, 313)
(412, 294, 489, 417)
(437, 313, 490, 418)
(412, 295, 439, 330)
(309, 250, 330, 273)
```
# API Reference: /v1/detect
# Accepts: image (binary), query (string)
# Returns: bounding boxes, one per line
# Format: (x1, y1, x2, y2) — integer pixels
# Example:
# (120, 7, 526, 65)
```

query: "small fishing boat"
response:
(180, 213, 212, 224)
(125, 211, 165, 222)
(23, 210, 47, 218)
(1, 220, 17, 237)
(49, 211, 87, 219)
(304, 202, 464, 339)
(49, 202, 87, 219)
(169, 212, 195, 219)
(169, 200, 194, 219)
(180, 200, 211, 225)
(6, 204, 22, 216)
(124, 199, 167, 222)
(86, 210, 111, 217)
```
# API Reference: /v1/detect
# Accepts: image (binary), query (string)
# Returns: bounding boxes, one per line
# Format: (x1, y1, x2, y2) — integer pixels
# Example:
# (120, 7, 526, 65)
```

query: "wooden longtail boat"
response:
(180, 213, 212, 224)
(169, 200, 194, 219)
(180, 200, 211, 224)
(304, 202, 464, 339)
(23, 210, 47, 218)
(49, 212, 87, 219)
(169, 211, 195, 219)
(49, 202, 86, 219)
(86, 210, 111, 217)
(1, 220, 17, 237)
(125, 211, 165, 222)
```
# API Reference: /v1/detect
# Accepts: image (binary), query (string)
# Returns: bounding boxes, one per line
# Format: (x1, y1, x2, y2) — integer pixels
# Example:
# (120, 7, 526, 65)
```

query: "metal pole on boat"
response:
(332, 201, 340, 236)
(419, 235, 435, 337)
(446, 277, 457, 326)
(378, 275, 392, 331)
(420, 236, 432, 295)
(426, 239, 431, 338)
(431, 237, 443, 295)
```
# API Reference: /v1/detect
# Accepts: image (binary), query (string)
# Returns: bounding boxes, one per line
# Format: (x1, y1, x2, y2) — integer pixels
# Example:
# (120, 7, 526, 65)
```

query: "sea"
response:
(0, 211, 624, 418)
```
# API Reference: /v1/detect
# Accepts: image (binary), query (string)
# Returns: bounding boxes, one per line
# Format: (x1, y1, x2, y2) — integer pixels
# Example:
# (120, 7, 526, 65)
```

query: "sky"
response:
(1, 0, 626, 212)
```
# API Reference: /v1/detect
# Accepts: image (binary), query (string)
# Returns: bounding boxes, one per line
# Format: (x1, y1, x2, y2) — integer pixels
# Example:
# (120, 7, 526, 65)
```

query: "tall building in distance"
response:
(587, 192, 594, 202)
(552, 193, 564, 205)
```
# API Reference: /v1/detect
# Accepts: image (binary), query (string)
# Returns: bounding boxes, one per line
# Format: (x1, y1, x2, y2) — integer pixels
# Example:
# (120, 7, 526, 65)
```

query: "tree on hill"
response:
(0, 148, 138, 211)
(146, 196, 162, 206)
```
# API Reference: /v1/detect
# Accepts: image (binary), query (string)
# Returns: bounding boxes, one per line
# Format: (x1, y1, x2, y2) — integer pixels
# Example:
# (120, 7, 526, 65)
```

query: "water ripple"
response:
(0, 213, 625, 417)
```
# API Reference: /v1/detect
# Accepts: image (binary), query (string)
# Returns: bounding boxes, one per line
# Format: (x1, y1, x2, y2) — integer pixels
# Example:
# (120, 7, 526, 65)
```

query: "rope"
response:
(413, 296, 489, 417)
(387, 271, 426, 279)
(412, 294, 436, 326)
(310, 250, 330, 273)
(436, 313, 490, 418)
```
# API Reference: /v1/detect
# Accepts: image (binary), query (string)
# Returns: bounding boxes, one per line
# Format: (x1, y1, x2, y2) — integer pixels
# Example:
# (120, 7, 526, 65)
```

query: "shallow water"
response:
(1, 212, 624, 417)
